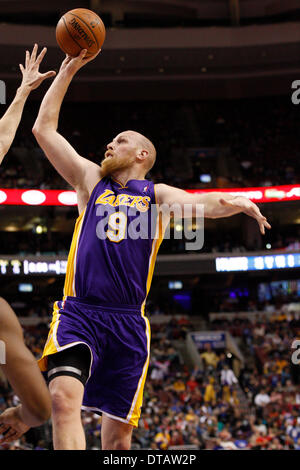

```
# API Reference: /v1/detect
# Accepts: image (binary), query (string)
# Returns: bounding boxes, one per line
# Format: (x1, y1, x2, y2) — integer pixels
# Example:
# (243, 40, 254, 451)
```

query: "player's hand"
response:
(0, 406, 30, 444)
(19, 44, 56, 91)
(220, 196, 271, 235)
(59, 48, 101, 76)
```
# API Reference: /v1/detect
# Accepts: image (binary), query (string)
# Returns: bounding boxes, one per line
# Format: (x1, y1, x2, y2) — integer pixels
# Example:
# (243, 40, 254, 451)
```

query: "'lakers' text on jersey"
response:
(63, 177, 164, 312)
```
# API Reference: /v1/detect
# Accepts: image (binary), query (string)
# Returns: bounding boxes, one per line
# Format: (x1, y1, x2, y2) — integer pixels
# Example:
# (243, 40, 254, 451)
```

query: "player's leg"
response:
(47, 344, 91, 450)
(94, 311, 150, 450)
(101, 414, 133, 450)
(49, 375, 85, 449)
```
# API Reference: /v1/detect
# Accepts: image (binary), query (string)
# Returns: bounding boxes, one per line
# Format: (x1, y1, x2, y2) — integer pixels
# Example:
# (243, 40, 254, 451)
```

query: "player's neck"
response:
(111, 169, 146, 186)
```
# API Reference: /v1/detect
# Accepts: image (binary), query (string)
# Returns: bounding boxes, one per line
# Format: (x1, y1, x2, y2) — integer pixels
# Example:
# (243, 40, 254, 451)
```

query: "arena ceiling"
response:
(0, 21, 299, 101)
(0, 0, 299, 24)
(0, 0, 299, 101)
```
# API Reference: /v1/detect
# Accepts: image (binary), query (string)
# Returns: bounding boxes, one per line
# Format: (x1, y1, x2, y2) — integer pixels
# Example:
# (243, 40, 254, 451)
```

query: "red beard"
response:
(100, 154, 135, 178)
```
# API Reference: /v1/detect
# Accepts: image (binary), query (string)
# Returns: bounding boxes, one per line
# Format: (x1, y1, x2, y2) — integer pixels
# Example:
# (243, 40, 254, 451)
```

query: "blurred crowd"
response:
(211, 287, 300, 314)
(1, 303, 300, 450)
(0, 218, 299, 257)
(188, 98, 299, 190)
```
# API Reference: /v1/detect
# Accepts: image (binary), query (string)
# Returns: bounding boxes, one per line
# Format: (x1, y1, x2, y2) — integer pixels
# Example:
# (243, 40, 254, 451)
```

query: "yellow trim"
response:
(38, 301, 61, 371)
(153, 183, 159, 206)
(111, 177, 128, 189)
(63, 209, 86, 298)
(141, 211, 165, 315)
(127, 207, 165, 426)
(141, 185, 169, 314)
(38, 304, 93, 373)
(126, 315, 151, 427)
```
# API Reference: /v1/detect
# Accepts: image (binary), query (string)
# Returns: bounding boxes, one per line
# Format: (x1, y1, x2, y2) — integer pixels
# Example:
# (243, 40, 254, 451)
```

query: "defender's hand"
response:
(19, 44, 56, 91)
(220, 196, 271, 235)
(0, 406, 30, 444)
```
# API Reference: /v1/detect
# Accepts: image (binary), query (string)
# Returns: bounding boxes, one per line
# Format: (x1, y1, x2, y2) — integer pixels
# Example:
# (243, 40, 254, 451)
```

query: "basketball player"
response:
(32, 49, 271, 450)
(0, 45, 55, 444)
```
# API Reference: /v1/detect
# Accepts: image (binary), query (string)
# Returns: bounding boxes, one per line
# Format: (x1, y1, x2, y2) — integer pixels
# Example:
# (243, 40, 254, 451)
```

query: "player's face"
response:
(106, 133, 137, 159)
(100, 132, 138, 177)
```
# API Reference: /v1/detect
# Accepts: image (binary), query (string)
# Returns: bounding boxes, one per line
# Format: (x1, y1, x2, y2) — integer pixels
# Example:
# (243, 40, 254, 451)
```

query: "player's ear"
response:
(137, 149, 148, 161)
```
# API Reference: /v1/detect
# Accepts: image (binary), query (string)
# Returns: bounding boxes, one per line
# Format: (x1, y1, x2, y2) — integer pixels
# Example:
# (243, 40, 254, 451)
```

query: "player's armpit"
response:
(0, 298, 51, 426)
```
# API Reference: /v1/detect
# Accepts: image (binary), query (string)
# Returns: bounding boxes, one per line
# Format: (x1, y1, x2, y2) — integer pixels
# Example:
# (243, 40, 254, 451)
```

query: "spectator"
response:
(200, 343, 219, 370)
(220, 364, 238, 386)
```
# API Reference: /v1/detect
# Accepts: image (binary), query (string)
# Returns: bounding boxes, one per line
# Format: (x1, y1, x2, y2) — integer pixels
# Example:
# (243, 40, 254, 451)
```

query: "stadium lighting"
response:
(0, 184, 299, 206)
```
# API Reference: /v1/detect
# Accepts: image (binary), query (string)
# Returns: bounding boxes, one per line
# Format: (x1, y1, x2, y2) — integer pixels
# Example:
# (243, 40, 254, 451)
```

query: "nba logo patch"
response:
(143, 185, 149, 193)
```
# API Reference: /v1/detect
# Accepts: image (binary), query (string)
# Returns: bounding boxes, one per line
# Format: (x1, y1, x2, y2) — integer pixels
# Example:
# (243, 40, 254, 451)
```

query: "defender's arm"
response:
(0, 298, 51, 435)
(0, 44, 55, 164)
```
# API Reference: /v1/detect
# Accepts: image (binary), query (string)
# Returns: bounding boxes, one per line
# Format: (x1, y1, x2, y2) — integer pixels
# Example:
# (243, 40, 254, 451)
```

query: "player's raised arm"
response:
(155, 183, 271, 235)
(32, 50, 102, 209)
(0, 44, 55, 165)
(0, 298, 51, 442)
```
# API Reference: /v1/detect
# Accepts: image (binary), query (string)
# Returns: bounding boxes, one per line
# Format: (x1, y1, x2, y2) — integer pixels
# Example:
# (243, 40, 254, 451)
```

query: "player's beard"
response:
(100, 154, 136, 178)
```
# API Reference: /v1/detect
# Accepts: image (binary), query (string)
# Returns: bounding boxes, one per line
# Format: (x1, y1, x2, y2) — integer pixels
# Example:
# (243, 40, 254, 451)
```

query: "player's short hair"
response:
(127, 131, 156, 172)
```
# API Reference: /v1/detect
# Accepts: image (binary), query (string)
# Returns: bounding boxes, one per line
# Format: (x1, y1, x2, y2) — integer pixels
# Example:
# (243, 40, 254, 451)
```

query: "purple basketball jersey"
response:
(63, 177, 163, 311)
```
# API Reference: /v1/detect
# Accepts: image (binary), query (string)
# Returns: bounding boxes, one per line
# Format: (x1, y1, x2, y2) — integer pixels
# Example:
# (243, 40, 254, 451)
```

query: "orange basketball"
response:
(56, 8, 106, 58)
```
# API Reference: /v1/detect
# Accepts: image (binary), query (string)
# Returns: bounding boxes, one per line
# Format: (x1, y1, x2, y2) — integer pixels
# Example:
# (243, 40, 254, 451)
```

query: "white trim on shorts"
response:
(81, 405, 131, 425)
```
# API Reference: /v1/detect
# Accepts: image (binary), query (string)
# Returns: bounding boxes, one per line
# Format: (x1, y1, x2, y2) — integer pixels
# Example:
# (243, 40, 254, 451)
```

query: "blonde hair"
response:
(127, 130, 156, 173)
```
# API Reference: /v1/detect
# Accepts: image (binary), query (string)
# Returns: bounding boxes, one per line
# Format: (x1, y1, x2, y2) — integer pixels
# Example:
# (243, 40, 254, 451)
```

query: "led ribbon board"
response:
(0, 185, 299, 206)
(0, 258, 67, 275)
(216, 253, 300, 272)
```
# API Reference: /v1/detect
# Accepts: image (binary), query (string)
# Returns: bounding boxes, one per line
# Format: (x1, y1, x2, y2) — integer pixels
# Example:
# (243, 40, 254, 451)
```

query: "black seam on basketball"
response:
(62, 16, 86, 52)
(70, 13, 100, 49)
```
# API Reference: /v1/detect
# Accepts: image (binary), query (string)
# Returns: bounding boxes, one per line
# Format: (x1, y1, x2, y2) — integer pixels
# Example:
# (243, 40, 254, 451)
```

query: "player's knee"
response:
(50, 383, 80, 420)
(114, 439, 131, 450)
(103, 440, 131, 450)
(102, 437, 131, 450)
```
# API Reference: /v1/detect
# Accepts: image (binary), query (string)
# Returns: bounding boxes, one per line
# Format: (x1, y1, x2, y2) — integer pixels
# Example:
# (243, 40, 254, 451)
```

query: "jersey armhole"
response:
(76, 177, 104, 221)
(153, 183, 159, 206)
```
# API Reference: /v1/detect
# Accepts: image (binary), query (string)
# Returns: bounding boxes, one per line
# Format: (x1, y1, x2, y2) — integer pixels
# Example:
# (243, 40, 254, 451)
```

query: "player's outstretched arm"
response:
(155, 184, 271, 235)
(32, 49, 102, 210)
(0, 298, 51, 442)
(0, 44, 56, 165)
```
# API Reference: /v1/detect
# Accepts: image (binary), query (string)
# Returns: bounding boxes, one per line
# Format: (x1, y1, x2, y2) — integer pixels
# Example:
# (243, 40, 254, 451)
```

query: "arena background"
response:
(0, 0, 300, 450)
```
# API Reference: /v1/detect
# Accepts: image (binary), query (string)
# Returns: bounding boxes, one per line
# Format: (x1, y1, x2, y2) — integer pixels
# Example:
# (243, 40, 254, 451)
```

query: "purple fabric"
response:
(55, 298, 149, 420)
(73, 177, 157, 306)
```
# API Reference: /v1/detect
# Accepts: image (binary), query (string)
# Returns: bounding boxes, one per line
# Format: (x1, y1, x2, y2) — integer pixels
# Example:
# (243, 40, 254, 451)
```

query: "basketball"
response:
(56, 8, 106, 58)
